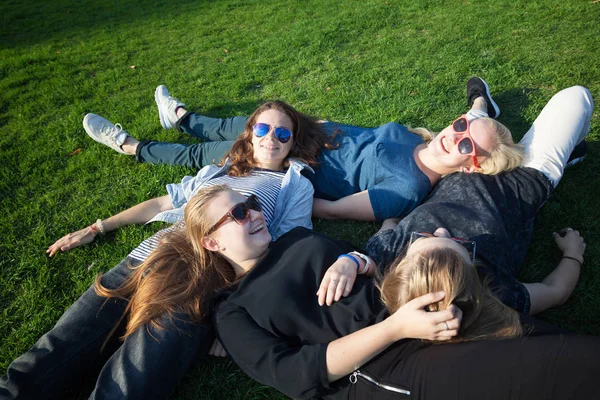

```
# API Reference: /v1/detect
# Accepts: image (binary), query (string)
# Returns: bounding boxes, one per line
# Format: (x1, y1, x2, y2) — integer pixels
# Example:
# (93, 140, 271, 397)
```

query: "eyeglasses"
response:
(207, 195, 263, 234)
(450, 115, 481, 169)
(409, 232, 477, 264)
(253, 123, 293, 144)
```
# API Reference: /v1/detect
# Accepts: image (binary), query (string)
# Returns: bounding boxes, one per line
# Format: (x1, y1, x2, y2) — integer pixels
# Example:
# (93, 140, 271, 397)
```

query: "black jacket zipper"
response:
(349, 369, 411, 395)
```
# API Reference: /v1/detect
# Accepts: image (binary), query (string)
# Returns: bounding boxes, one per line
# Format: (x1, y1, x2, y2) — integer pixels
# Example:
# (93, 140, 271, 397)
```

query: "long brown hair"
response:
(379, 248, 522, 342)
(225, 101, 330, 177)
(94, 185, 236, 339)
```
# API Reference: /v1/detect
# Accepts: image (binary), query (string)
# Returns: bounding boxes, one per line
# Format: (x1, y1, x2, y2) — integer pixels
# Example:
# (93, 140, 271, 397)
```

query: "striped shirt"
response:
(128, 169, 285, 262)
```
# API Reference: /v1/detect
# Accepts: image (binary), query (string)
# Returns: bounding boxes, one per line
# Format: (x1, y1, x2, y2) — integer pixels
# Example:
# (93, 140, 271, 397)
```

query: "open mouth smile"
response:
(249, 224, 265, 235)
(440, 137, 450, 153)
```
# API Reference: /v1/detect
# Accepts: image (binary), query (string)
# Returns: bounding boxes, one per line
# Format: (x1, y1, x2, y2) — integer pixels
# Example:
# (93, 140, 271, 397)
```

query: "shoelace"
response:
(104, 123, 128, 146)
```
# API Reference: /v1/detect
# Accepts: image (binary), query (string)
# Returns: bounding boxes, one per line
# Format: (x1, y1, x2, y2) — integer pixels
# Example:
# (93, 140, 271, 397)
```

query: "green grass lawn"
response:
(1, 0, 599, 398)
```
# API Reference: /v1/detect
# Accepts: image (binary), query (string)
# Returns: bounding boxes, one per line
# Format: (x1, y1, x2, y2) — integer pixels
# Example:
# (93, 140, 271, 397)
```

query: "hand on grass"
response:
(46, 227, 96, 257)
(553, 228, 585, 262)
(386, 292, 462, 341)
(317, 257, 357, 306)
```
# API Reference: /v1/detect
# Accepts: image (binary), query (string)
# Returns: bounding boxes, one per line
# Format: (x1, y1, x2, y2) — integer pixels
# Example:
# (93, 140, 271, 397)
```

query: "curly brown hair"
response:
(225, 101, 330, 177)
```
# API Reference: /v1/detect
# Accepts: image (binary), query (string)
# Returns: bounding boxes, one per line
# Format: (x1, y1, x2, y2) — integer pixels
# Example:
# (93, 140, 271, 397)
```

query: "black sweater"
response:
(214, 228, 386, 399)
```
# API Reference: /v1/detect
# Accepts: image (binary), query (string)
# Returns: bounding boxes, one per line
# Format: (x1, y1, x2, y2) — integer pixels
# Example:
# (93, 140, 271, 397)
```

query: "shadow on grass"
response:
(0, 0, 222, 49)
(493, 87, 535, 141)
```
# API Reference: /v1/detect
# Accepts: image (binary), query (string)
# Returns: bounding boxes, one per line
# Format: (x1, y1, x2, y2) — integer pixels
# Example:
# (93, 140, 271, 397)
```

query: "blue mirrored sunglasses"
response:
(253, 123, 293, 144)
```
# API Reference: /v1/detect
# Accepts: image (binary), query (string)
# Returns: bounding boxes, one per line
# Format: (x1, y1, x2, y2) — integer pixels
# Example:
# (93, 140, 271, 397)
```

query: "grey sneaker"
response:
(83, 113, 130, 154)
(467, 77, 500, 119)
(155, 85, 185, 130)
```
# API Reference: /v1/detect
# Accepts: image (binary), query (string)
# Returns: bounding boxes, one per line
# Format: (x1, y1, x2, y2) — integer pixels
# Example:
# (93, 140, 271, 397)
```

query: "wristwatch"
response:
(349, 251, 371, 275)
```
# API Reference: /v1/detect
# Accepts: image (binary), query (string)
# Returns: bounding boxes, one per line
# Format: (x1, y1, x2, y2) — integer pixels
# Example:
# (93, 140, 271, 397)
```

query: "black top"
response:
(214, 228, 386, 399)
(214, 167, 553, 399)
(365, 167, 553, 314)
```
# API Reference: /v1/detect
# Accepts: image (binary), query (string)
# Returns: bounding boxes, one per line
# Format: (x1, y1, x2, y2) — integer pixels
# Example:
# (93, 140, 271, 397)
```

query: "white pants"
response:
(468, 86, 593, 188)
(519, 86, 593, 188)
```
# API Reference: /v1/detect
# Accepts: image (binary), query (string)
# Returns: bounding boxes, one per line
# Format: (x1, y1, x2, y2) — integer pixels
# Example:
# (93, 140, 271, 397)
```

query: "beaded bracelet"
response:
(90, 219, 106, 235)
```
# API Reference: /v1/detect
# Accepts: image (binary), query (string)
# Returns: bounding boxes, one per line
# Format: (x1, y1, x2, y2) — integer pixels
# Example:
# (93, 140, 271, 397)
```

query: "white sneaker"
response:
(155, 85, 185, 130)
(83, 113, 130, 154)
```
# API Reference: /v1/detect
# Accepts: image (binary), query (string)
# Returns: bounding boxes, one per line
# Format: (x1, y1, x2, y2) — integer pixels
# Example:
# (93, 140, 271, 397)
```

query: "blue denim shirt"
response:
(148, 158, 314, 240)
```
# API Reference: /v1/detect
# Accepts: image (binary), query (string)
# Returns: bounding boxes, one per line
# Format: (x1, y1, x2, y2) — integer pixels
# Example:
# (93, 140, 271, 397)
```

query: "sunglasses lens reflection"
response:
(275, 128, 292, 143)
(253, 123, 270, 137)
(452, 118, 468, 132)
(457, 137, 474, 155)
(253, 123, 292, 143)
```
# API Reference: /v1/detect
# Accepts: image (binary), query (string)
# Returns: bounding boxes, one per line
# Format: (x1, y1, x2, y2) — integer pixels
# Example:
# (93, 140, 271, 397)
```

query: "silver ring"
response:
(444, 321, 449, 331)
(331, 279, 339, 284)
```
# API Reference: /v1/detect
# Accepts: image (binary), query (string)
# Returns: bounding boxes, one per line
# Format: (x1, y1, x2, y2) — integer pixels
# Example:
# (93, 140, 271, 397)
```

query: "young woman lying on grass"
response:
(214, 86, 597, 400)
(0, 100, 324, 399)
(1, 87, 592, 400)
(85, 77, 523, 222)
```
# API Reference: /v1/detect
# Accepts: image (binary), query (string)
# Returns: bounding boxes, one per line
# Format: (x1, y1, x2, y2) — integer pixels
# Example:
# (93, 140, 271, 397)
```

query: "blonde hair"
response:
(95, 185, 237, 340)
(409, 118, 524, 175)
(379, 247, 522, 343)
(475, 118, 524, 175)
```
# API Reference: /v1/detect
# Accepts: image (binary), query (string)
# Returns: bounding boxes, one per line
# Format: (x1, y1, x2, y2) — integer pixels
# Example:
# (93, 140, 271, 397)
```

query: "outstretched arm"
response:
(523, 228, 585, 315)
(312, 190, 375, 221)
(46, 195, 173, 256)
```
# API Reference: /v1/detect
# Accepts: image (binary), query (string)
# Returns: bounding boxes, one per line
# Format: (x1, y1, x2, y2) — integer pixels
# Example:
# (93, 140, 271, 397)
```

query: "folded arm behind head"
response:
(380, 247, 522, 342)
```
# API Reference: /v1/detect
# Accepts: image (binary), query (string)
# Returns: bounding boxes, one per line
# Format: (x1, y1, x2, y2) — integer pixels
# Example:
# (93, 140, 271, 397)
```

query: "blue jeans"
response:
(0, 257, 213, 400)
(136, 112, 248, 169)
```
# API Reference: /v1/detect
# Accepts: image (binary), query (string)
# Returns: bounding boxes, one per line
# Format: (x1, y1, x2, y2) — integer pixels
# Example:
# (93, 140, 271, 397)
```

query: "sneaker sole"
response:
(478, 77, 500, 119)
(566, 155, 586, 167)
(155, 85, 174, 130)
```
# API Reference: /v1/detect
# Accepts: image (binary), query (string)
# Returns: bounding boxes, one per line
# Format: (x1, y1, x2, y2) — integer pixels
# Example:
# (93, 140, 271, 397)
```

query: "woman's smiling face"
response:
(251, 109, 295, 170)
(428, 118, 496, 172)
(205, 190, 272, 263)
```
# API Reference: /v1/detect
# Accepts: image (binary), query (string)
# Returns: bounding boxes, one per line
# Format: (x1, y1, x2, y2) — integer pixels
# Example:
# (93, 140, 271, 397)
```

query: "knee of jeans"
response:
(100, 260, 136, 290)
